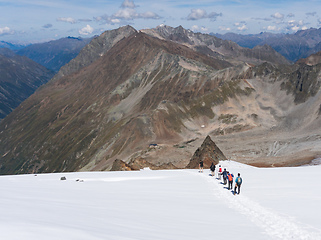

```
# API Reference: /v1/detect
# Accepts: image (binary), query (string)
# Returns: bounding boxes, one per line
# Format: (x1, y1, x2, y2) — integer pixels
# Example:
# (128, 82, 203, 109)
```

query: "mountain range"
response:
(214, 27, 321, 62)
(16, 36, 93, 72)
(1, 25, 321, 175)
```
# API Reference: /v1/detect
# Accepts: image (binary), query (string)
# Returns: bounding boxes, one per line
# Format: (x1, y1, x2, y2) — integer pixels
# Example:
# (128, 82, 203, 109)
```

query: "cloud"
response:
(113, 8, 138, 20)
(111, 8, 160, 20)
(271, 12, 284, 20)
(187, 9, 222, 21)
(139, 11, 160, 19)
(286, 19, 306, 32)
(237, 25, 248, 31)
(42, 24, 53, 29)
(287, 13, 295, 18)
(318, 19, 321, 26)
(234, 22, 248, 31)
(306, 12, 317, 17)
(0, 26, 14, 36)
(97, 0, 161, 24)
(252, 17, 272, 21)
(79, 18, 92, 22)
(218, 26, 231, 31)
(57, 17, 77, 24)
(79, 25, 94, 35)
(121, 0, 137, 9)
(266, 25, 278, 31)
(190, 25, 208, 32)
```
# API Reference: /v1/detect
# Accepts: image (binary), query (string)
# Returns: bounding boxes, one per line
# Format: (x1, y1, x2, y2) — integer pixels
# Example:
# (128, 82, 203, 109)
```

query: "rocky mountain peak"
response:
(186, 136, 227, 169)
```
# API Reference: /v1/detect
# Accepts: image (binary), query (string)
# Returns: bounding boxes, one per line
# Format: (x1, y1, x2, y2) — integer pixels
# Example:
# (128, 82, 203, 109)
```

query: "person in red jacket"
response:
(218, 165, 222, 179)
(227, 172, 234, 190)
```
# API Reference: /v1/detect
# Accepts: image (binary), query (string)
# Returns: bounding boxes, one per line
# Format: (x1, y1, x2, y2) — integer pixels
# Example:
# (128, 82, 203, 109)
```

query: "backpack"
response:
(210, 163, 215, 171)
(228, 174, 233, 181)
(237, 177, 242, 185)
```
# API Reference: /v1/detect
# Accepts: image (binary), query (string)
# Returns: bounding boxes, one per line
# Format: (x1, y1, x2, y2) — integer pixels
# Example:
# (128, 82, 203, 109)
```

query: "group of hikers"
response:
(200, 160, 242, 195)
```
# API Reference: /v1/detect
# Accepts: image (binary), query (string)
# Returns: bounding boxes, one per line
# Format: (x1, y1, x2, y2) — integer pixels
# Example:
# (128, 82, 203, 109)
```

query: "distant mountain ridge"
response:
(0, 50, 54, 120)
(0, 41, 25, 51)
(214, 27, 321, 62)
(143, 25, 291, 65)
(16, 36, 93, 72)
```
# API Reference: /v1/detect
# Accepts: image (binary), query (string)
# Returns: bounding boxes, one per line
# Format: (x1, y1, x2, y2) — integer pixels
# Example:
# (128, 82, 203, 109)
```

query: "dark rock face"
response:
(186, 135, 227, 169)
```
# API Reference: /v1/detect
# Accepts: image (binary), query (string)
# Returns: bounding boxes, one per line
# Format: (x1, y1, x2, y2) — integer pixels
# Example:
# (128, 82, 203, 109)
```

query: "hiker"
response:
(234, 173, 242, 195)
(218, 165, 222, 179)
(227, 172, 234, 190)
(222, 168, 228, 185)
(199, 160, 204, 173)
(210, 162, 216, 176)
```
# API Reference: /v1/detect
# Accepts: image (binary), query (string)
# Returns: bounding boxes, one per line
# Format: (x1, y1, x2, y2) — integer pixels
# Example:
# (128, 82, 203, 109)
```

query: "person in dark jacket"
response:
(222, 168, 228, 185)
(210, 162, 216, 176)
(234, 173, 242, 195)
(199, 160, 204, 173)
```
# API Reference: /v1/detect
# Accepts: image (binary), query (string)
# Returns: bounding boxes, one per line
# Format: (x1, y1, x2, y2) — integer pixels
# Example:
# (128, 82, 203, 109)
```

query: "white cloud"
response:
(79, 25, 94, 35)
(110, 18, 121, 24)
(113, 8, 138, 20)
(234, 22, 247, 31)
(190, 25, 208, 32)
(121, 0, 137, 9)
(219, 26, 231, 31)
(271, 12, 284, 20)
(98, 0, 160, 24)
(140, 11, 161, 19)
(0, 26, 13, 36)
(201, 26, 208, 32)
(191, 25, 200, 31)
(285, 19, 307, 32)
(57, 17, 77, 24)
(318, 19, 321, 26)
(187, 9, 222, 21)
(267, 26, 277, 31)
(288, 19, 296, 26)
(187, 9, 206, 20)
(237, 25, 248, 31)
(291, 26, 300, 31)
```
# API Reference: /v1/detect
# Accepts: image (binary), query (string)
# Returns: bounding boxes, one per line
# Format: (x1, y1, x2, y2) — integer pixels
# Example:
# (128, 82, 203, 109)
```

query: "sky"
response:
(1, 0, 321, 43)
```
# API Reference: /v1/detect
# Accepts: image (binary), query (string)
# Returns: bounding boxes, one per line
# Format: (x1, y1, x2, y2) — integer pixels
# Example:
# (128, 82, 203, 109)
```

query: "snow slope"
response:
(0, 161, 320, 240)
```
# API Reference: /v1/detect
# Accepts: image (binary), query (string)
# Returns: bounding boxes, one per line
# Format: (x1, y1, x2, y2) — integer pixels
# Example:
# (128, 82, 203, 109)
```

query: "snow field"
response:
(0, 161, 320, 240)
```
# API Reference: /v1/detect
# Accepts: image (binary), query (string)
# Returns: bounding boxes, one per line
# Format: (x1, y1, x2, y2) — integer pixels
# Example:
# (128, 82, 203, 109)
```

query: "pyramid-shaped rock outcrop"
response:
(110, 159, 133, 171)
(186, 135, 227, 169)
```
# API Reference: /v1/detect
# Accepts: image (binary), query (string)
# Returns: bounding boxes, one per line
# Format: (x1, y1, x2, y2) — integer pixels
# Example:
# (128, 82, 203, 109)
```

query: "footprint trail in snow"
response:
(194, 171, 321, 240)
